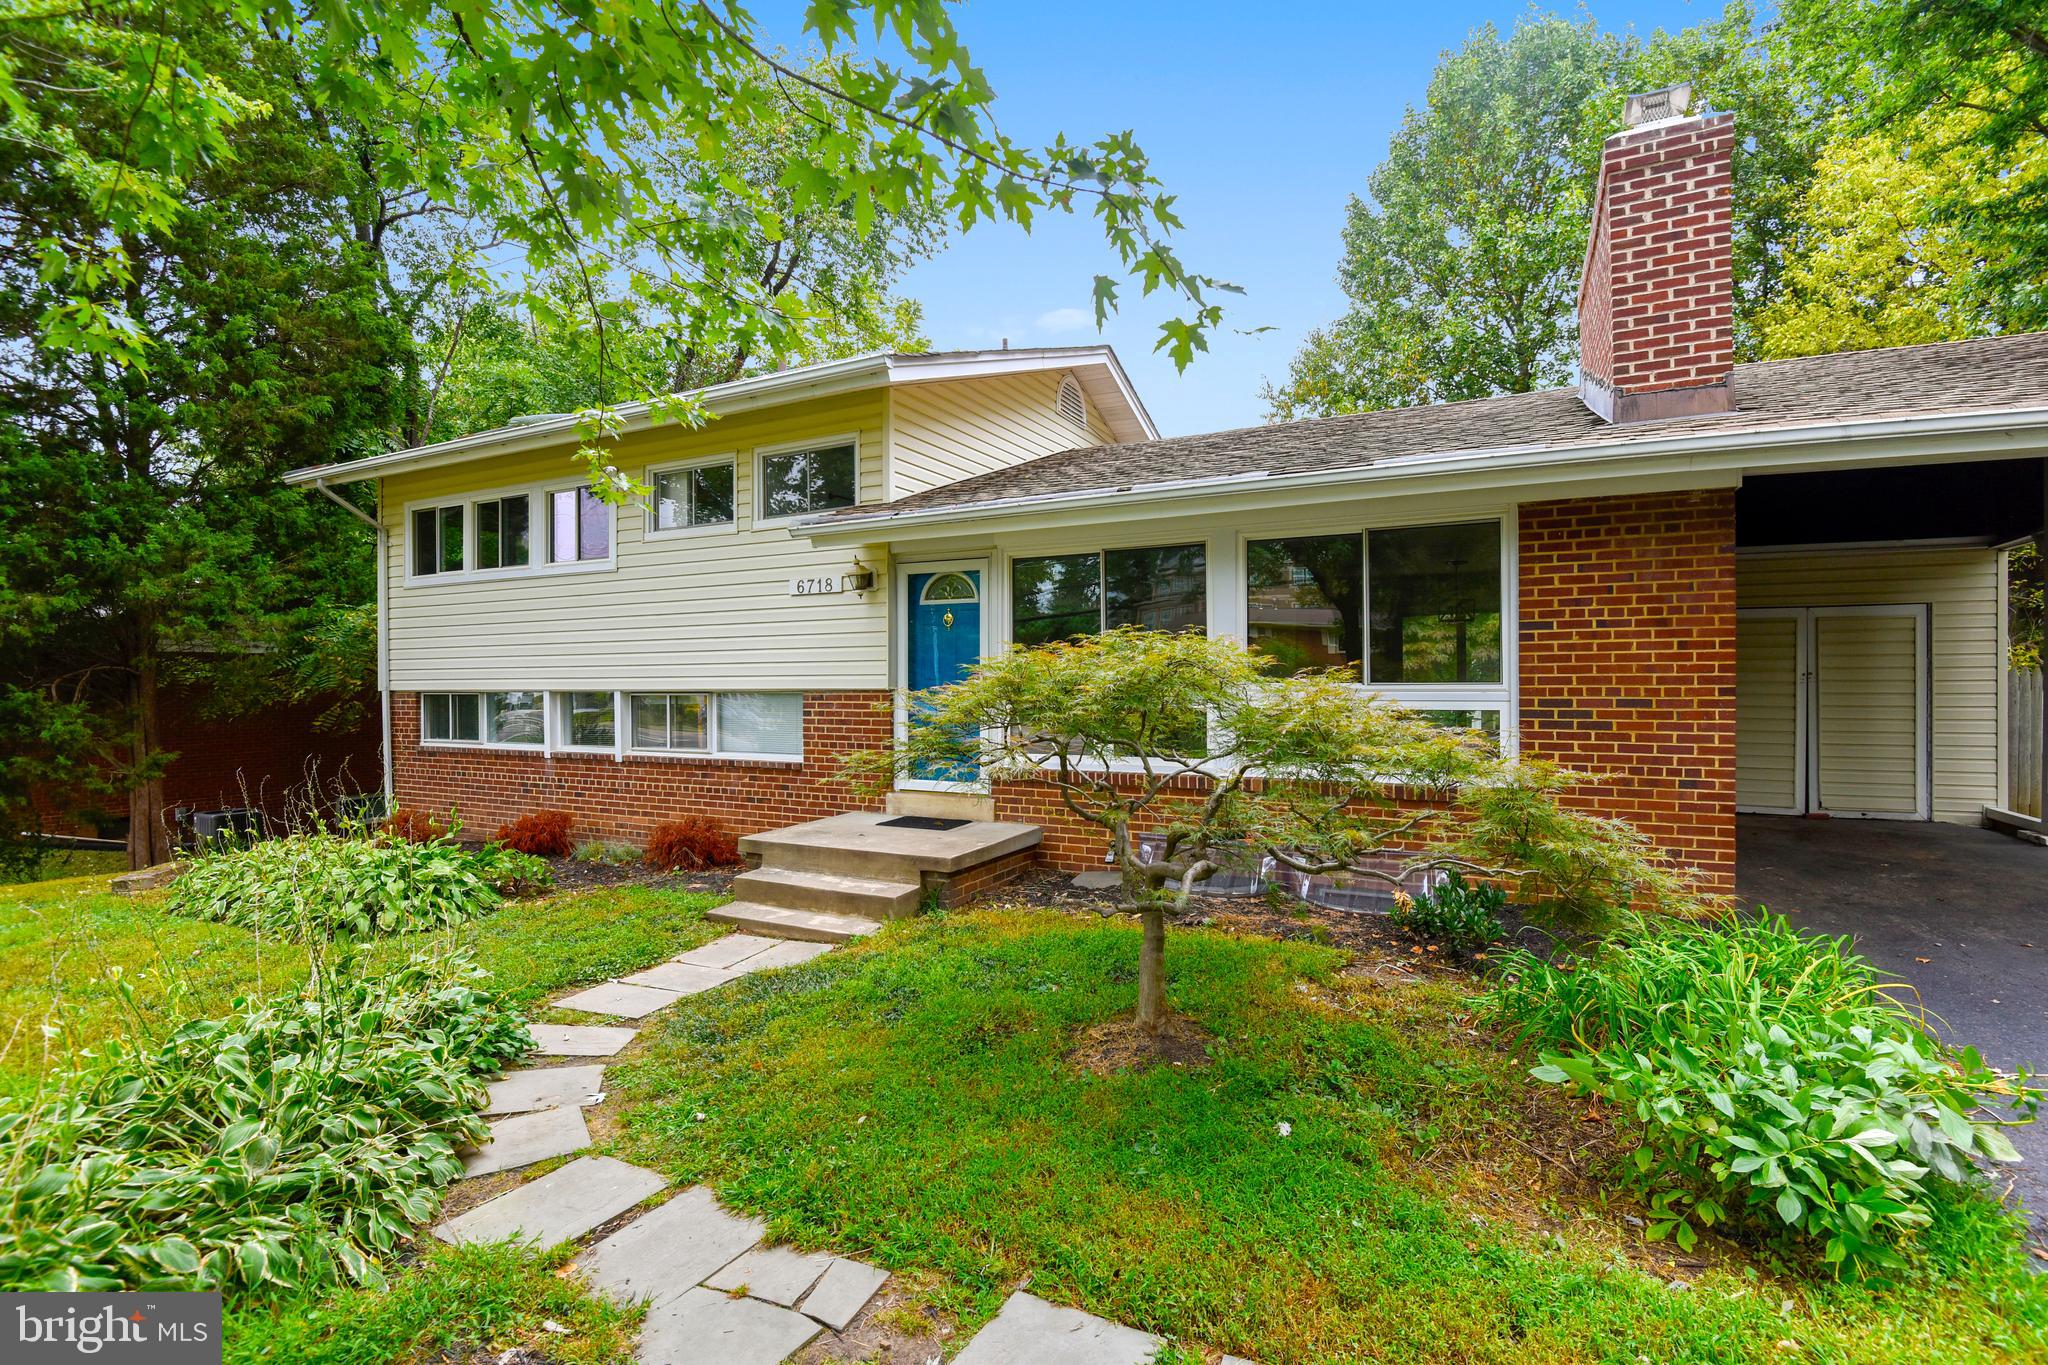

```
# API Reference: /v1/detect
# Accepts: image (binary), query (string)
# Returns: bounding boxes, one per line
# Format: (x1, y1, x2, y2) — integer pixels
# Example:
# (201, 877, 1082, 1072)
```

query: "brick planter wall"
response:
(389, 691, 891, 842)
(1517, 489, 1737, 893)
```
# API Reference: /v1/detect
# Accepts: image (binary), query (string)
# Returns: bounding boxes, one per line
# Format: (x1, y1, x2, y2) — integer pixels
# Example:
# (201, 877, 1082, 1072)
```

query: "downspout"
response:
(313, 478, 394, 814)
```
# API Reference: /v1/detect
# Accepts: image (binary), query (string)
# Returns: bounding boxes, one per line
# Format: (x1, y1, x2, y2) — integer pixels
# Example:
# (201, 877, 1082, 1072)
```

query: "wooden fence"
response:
(2014, 668, 2043, 818)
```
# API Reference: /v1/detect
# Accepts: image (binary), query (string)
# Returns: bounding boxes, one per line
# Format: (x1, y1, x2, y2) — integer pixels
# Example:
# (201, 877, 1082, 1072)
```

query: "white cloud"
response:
(1033, 306, 1094, 334)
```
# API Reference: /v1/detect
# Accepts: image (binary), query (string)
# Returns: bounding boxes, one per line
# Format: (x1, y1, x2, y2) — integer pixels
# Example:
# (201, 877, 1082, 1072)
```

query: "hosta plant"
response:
(1485, 913, 2039, 1271)
(168, 833, 549, 939)
(0, 948, 530, 1293)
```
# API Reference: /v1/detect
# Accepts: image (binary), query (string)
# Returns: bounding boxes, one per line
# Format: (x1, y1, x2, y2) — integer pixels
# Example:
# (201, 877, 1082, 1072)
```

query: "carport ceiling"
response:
(1737, 457, 2045, 548)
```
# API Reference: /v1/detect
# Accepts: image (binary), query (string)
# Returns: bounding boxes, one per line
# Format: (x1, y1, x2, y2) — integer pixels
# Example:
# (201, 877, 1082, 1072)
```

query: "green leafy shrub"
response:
(167, 834, 550, 940)
(571, 838, 642, 865)
(0, 949, 530, 1293)
(1391, 871, 1505, 952)
(1484, 913, 2039, 1271)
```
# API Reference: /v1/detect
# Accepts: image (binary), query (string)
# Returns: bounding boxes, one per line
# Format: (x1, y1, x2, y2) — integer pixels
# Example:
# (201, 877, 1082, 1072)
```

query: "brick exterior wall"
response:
(389, 691, 890, 842)
(1517, 489, 1738, 893)
(1577, 112, 1735, 406)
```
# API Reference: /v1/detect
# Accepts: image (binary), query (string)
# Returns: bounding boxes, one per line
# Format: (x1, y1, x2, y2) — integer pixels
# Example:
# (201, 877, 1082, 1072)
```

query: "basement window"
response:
(627, 692, 803, 758)
(421, 691, 543, 746)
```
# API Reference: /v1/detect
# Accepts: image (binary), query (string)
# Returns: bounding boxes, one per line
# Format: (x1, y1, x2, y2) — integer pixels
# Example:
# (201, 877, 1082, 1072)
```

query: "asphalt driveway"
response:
(1738, 815, 2048, 1238)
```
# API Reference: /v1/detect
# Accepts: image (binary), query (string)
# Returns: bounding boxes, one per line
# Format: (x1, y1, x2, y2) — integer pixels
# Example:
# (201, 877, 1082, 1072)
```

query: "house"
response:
(284, 86, 2048, 914)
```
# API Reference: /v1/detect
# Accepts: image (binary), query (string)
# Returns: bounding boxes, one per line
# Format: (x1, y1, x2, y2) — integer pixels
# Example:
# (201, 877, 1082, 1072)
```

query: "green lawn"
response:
(0, 872, 724, 1097)
(606, 909, 2048, 1365)
(0, 848, 127, 886)
(0, 870, 718, 1363)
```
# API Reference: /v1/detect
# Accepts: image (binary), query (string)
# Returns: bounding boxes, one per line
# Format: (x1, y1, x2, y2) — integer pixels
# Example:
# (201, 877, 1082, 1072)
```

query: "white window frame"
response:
(543, 480, 619, 568)
(471, 491, 536, 572)
(644, 454, 739, 540)
(753, 433, 862, 528)
(555, 689, 624, 754)
(419, 690, 550, 751)
(623, 690, 806, 763)
(1235, 512, 1519, 755)
(401, 478, 615, 587)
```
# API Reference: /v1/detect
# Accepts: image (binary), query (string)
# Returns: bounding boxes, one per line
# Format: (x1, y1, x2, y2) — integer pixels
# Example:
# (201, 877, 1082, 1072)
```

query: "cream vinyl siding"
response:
(1735, 614, 1801, 812)
(1813, 612, 1924, 816)
(888, 371, 1105, 496)
(383, 391, 890, 692)
(1737, 547, 1999, 822)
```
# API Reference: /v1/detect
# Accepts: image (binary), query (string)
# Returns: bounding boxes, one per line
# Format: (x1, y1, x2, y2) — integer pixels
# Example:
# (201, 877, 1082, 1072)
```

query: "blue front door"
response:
(907, 569, 982, 781)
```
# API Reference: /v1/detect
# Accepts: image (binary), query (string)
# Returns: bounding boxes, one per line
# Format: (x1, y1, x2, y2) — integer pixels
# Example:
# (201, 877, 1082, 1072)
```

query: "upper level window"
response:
(759, 443, 856, 520)
(652, 460, 736, 531)
(412, 506, 464, 575)
(1247, 522, 1502, 684)
(476, 495, 530, 570)
(1012, 543, 1206, 646)
(549, 487, 610, 563)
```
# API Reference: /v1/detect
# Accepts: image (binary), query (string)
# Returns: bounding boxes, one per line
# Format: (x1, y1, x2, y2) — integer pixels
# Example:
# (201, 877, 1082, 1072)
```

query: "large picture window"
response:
(1012, 543, 1207, 646)
(759, 443, 857, 519)
(1368, 521, 1502, 685)
(1246, 520, 1509, 745)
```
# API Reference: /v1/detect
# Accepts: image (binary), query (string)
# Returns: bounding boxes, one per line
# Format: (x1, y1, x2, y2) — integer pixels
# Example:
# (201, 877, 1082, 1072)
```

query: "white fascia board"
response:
(283, 345, 1148, 487)
(797, 406, 2048, 546)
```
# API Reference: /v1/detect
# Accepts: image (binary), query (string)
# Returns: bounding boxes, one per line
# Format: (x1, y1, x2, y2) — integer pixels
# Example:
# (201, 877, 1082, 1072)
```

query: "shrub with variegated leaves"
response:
(0, 948, 530, 1293)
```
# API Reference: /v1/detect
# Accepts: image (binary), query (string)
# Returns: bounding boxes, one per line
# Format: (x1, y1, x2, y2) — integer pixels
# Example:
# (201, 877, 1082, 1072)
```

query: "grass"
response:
(0, 867, 722, 1361)
(0, 848, 126, 885)
(606, 908, 2048, 1365)
(0, 872, 724, 1095)
(223, 1242, 642, 1365)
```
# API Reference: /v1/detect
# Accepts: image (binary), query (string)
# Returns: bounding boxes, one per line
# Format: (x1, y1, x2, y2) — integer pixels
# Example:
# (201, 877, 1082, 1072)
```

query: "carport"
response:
(1738, 814, 2048, 1234)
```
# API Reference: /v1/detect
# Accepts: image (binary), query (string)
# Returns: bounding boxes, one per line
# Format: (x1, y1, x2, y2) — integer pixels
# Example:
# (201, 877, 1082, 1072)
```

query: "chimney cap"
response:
(1622, 83, 1694, 128)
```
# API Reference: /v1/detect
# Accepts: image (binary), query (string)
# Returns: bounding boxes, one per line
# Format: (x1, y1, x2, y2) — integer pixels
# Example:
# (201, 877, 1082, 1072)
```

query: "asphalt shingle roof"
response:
(824, 332, 2048, 522)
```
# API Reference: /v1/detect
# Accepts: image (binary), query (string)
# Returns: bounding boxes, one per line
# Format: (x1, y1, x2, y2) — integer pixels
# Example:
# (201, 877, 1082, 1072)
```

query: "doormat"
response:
(878, 815, 972, 831)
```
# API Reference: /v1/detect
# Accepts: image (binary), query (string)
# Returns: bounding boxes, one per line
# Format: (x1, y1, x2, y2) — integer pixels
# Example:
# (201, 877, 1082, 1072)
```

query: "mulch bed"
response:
(521, 857, 738, 895)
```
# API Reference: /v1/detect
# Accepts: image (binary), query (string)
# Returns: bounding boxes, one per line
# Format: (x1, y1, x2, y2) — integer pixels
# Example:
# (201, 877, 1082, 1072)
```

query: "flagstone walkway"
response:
(433, 924, 1227, 1364)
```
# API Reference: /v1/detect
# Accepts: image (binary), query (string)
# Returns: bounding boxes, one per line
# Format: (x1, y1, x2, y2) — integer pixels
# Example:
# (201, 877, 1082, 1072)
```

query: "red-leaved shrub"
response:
(382, 807, 450, 844)
(496, 809, 576, 858)
(645, 817, 740, 871)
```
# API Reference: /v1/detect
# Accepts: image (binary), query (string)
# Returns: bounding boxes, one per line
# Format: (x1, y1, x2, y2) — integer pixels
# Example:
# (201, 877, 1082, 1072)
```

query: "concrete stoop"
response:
(717, 812, 1042, 943)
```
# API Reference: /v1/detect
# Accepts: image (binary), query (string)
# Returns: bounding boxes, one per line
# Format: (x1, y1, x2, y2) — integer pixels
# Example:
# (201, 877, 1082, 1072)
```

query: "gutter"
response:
(312, 479, 393, 812)
(798, 404, 2048, 543)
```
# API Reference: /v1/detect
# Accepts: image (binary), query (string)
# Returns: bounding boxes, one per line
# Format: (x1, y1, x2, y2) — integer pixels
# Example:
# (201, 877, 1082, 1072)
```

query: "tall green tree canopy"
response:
(0, 3, 1227, 868)
(1264, 4, 1818, 420)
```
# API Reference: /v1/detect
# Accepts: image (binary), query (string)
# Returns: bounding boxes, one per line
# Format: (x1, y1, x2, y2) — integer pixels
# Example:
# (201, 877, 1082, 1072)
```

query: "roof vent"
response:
(504, 412, 571, 428)
(1055, 375, 1088, 430)
(1622, 83, 1693, 128)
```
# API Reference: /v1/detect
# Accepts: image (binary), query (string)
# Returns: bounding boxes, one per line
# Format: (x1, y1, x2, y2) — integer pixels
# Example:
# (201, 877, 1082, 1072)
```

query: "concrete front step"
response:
(740, 812, 1040, 882)
(706, 901, 880, 944)
(732, 865, 922, 920)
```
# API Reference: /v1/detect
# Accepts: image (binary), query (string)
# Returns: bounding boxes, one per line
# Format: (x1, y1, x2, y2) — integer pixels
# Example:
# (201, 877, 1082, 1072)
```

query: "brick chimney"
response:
(1577, 85, 1735, 423)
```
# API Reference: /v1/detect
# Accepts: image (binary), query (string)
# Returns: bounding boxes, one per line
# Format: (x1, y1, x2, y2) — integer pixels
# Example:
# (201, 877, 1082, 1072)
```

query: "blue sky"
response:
(768, 0, 1733, 435)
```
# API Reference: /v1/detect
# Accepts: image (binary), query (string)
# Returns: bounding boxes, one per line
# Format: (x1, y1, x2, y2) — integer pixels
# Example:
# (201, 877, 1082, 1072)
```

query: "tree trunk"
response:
(126, 653, 170, 870)
(1137, 905, 1166, 1032)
